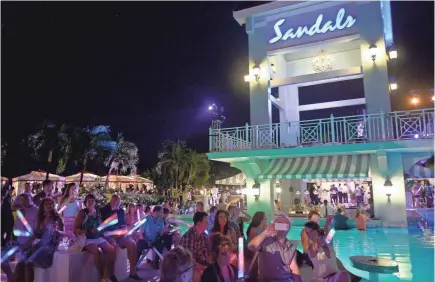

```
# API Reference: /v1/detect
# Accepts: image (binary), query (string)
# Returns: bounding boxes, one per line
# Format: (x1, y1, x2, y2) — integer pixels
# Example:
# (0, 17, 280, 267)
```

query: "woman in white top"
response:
(59, 183, 82, 236)
(304, 221, 350, 282)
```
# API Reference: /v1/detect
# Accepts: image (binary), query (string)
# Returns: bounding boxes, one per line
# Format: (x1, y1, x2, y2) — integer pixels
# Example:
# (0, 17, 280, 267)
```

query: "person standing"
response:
(33, 180, 54, 207)
(342, 183, 349, 204)
(1, 182, 14, 247)
(337, 184, 343, 204)
(329, 185, 338, 206)
(179, 211, 209, 282)
(355, 185, 364, 206)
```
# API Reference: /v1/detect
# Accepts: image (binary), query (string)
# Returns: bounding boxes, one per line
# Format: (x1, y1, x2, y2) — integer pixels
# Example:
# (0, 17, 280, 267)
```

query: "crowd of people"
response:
(410, 180, 434, 208)
(1, 179, 364, 282)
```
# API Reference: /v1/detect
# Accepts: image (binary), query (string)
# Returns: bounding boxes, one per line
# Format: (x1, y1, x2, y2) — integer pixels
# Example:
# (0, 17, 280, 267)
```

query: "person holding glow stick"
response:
(304, 221, 350, 282)
(200, 234, 238, 282)
(59, 183, 82, 236)
(100, 194, 141, 280)
(73, 194, 115, 282)
(12, 193, 38, 244)
(14, 197, 64, 282)
(125, 203, 142, 242)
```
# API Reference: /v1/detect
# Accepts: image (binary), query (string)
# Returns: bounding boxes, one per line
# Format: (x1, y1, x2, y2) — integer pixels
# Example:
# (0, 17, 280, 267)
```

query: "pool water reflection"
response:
(176, 216, 434, 282)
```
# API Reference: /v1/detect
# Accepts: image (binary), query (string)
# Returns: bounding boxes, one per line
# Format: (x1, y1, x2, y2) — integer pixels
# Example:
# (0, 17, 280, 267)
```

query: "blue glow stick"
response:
(97, 218, 118, 232)
(127, 218, 147, 235)
(0, 246, 19, 264)
(13, 229, 32, 237)
(16, 210, 33, 234)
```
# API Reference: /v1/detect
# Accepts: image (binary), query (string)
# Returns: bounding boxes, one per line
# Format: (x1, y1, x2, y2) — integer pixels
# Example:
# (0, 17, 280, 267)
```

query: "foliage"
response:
(156, 140, 190, 196)
(78, 184, 165, 209)
(27, 121, 72, 175)
(103, 133, 139, 176)
(69, 125, 112, 184)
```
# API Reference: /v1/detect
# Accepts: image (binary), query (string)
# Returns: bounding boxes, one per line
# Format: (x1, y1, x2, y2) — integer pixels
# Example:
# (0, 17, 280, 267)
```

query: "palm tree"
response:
(70, 125, 112, 186)
(186, 151, 210, 188)
(156, 140, 190, 197)
(104, 133, 139, 187)
(27, 121, 72, 178)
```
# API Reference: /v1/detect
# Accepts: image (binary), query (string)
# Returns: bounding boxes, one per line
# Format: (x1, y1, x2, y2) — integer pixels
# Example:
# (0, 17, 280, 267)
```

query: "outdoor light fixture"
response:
(431, 96, 434, 102)
(244, 64, 261, 83)
(388, 44, 398, 60)
(390, 83, 398, 91)
(411, 96, 419, 105)
(252, 181, 260, 202)
(275, 180, 281, 198)
(384, 176, 393, 204)
(368, 44, 378, 62)
(270, 63, 276, 74)
(389, 50, 398, 60)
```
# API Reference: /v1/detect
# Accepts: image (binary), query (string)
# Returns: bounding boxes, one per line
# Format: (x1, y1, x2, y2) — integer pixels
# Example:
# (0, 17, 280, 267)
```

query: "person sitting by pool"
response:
(179, 212, 210, 282)
(304, 221, 350, 282)
(333, 208, 352, 230)
(248, 215, 301, 282)
(354, 209, 370, 231)
(160, 246, 194, 282)
(201, 234, 238, 282)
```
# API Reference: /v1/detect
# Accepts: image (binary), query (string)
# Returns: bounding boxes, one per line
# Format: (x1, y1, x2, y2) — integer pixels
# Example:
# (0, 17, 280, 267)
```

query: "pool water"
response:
(176, 216, 434, 282)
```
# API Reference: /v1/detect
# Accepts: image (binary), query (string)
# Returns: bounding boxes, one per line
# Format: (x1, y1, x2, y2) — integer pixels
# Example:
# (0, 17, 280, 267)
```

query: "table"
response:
(350, 256, 399, 282)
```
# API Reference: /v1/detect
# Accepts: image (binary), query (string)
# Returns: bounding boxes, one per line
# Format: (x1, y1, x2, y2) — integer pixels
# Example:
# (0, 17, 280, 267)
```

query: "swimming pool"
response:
(175, 216, 434, 282)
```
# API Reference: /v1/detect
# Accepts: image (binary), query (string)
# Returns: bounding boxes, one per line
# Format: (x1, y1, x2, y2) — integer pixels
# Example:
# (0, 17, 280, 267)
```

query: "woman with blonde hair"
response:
(161, 246, 194, 282)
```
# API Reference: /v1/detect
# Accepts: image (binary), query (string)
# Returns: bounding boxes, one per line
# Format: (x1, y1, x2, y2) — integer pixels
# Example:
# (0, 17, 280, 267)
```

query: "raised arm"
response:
(247, 224, 276, 252)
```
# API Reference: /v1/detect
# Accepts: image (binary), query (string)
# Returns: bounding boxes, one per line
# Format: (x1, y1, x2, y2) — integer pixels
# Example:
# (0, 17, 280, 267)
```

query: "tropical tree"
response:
(70, 125, 112, 186)
(103, 133, 139, 187)
(27, 121, 72, 178)
(155, 140, 190, 197)
(186, 151, 210, 188)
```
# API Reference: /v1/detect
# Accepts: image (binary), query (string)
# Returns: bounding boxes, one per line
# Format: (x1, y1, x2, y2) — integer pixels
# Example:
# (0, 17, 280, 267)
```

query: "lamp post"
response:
(384, 176, 393, 204)
(252, 181, 260, 202)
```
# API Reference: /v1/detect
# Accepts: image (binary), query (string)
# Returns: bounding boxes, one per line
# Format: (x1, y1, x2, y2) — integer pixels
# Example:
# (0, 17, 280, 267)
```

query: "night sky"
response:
(1, 1, 434, 177)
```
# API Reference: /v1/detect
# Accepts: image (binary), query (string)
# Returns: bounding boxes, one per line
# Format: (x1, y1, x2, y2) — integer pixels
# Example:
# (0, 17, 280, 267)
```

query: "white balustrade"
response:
(209, 108, 435, 152)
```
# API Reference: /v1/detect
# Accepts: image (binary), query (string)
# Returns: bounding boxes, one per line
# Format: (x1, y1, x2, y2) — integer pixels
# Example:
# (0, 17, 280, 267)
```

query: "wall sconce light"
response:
(244, 64, 261, 83)
(389, 78, 398, 91)
(384, 176, 393, 204)
(276, 187, 282, 199)
(252, 181, 260, 202)
(388, 44, 398, 60)
(368, 44, 378, 62)
(270, 63, 276, 74)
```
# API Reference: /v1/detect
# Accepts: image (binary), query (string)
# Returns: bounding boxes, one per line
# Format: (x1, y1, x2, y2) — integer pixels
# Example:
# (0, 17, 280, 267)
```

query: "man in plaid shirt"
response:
(179, 211, 209, 282)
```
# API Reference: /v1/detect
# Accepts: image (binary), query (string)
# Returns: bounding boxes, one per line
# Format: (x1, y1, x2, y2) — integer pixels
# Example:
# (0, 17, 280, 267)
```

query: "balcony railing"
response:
(209, 108, 435, 152)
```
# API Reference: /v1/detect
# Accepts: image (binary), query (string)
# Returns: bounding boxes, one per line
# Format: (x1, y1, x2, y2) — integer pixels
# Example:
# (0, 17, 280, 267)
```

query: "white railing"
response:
(209, 108, 435, 152)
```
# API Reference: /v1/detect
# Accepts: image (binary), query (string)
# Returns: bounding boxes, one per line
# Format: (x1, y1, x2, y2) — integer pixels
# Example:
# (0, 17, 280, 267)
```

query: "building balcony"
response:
(209, 108, 434, 153)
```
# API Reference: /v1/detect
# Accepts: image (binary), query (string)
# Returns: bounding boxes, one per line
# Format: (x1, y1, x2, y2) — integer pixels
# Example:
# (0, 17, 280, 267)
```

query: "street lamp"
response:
(208, 103, 226, 129)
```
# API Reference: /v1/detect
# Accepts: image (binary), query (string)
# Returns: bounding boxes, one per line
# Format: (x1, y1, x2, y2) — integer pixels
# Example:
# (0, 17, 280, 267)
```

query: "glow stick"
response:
(16, 210, 33, 234)
(237, 237, 244, 278)
(0, 246, 19, 263)
(137, 209, 140, 221)
(97, 218, 118, 232)
(104, 229, 129, 237)
(153, 247, 163, 259)
(58, 205, 67, 214)
(13, 229, 32, 237)
(204, 230, 209, 235)
(127, 218, 147, 235)
(101, 213, 118, 227)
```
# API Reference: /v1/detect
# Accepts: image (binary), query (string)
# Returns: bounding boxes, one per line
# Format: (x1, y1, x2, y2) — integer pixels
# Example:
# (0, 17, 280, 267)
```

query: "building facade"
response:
(207, 1, 434, 226)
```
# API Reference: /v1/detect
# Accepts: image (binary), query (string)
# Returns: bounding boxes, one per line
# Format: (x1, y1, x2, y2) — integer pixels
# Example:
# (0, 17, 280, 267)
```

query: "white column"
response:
(358, 2, 392, 114)
(279, 84, 300, 146)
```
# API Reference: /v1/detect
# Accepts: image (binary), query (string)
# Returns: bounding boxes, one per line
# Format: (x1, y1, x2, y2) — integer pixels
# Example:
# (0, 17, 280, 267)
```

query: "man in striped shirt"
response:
(179, 211, 209, 282)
